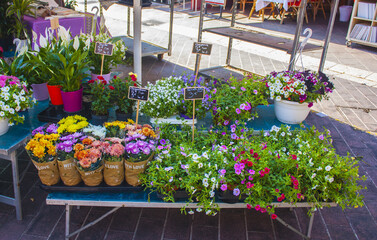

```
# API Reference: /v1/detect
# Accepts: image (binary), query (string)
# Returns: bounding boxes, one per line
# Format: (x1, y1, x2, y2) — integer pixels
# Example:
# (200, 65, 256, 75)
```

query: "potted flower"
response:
(0, 75, 35, 135)
(104, 120, 134, 138)
(102, 137, 125, 186)
(86, 76, 114, 125)
(79, 32, 126, 82)
(124, 124, 157, 186)
(57, 115, 89, 134)
(56, 132, 87, 186)
(207, 75, 268, 125)
(73, 137, 104, 186)
(25, 132, 60, 186)
(110, 73, 137, 121)
(264, 70, 334, 124)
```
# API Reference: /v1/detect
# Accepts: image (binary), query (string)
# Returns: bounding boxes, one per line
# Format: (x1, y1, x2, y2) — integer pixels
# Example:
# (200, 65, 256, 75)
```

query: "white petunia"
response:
(325, 166, 332, 171)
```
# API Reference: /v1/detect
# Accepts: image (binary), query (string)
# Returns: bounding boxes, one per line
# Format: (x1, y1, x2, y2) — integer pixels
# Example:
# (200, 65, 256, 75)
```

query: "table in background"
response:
(0, 101, 48, 220)
(256, 0, 294, 11)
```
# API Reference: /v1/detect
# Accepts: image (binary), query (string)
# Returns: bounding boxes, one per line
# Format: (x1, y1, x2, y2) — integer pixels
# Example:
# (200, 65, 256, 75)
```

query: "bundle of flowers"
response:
(0, 75, 35, 125)
(82, 124, 106, 139)
(102, 137, 125, 186)
(57, 115, 89, 134)
(264, 70, 334, 107)
(104, 120, 134, 138)
(207, 75, 268, 124)
(74, 137, 103, 171)
(140, 74, 212, 119)
(124, 125, 157, 162)
(25, 132, 60, 185)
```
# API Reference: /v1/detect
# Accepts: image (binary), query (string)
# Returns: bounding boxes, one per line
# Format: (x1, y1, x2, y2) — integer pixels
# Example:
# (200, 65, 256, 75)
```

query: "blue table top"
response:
(0, 100, 49, 155)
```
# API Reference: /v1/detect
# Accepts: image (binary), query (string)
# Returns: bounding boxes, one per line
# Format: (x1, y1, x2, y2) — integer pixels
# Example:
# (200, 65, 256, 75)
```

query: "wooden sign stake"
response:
(135, 100, 140, 128)
(100, 54, 105, 76)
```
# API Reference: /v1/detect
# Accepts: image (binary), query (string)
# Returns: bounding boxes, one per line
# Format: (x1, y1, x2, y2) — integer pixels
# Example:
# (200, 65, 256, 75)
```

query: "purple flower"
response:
(248, 176, 253, 181)
(222, 132, 226, 135)
(181, 164, 188, 169)
(160, 139, 166, 145)
(131, 148, 140, 154)
(236, 108, 241, 114)
(241, 87, 246, 91)
(230, 87, 236, 89)
(223, 120, 229, 126)
(248, 169, 255, 175)
(64, 146, 73, 153)
(142, 147, 151, 155)
(46, 124, 58, 133)
(244, 103, 251, 111)
(231, 133, 237, 139)
(233, 188, 240, 196)
(235, 120, 239, 125)
(181, 151, 187, 157)
(221, 145, 227, 150)
(219, 169, 226, 175)
(308, 102, 313, 108)
(221, 184, 227, 191)
(235, 169, 242, 175)
(213, 88, 217, 94)
(253, 90, 258, 95)
(32, 126, 44, 135)
(150, 181, 153, 186)
(319, 134, 324, 140)
(137, 141, 147, 148)
(231, 127, 236, 133)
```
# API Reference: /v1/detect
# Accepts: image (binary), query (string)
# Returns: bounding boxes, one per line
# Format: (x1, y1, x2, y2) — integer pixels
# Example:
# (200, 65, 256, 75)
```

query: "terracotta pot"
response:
(61, 88, 83, 113)
(47, 84, 63, 105)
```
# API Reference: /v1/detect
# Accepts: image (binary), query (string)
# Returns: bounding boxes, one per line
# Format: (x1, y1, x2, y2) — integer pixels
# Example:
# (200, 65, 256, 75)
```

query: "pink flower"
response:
(271, 214, 277, 220)
(236, 108, 241, 114)
(255, 205, 261, 211)
(246, 204, 252, 209)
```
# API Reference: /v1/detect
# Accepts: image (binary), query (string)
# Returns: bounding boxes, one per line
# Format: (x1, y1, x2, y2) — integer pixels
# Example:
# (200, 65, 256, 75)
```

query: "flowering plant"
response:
(102, 137, 125, 162)
(104, 120, 134, 138)
(57, 115, 89, 134)
(86, 76, 114, 115)
(0, 75, 35, 124)
(207, 75, 268, 124)
(25, 133, 59, 163)
(32, 124, 58, 136)
(264, 70, 334, 107)
(140, 74, 211, 119)
(56, 132, 87, 160)
(74, 137, 103, 171)
(124, 124, 157, 162)
(79, 33, 126, 75)
(110, 73, 138, 114)
(82, 124, 106, 139)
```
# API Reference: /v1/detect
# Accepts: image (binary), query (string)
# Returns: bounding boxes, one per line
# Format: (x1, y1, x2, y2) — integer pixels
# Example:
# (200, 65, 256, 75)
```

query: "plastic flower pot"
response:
(91, 73, 111, 83)
(61, 88, 83, 113)
(274, 100, 310, 124)
(31, 83, 49, 101)
(115, 110, 133, 121)
(47, 84, 63, 105)
(91, 113, 109, 126)
(0, 118, 9, 136)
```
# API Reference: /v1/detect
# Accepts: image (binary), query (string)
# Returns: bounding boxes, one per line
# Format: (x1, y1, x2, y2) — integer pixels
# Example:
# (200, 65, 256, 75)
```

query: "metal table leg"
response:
(10, 151, 22, 220)
(65, 204, 71, 240)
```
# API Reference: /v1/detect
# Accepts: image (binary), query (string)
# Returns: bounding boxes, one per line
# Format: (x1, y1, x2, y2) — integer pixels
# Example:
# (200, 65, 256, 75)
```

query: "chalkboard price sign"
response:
(128, 87, 149, 101)
(184, 87, 205, 100)
(192, 42, 212, 55)
(94, 42, 114, 56)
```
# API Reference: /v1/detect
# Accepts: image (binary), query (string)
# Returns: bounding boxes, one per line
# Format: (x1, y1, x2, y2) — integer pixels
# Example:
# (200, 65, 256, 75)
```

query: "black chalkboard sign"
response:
(184, 87, 205, 100)
(94, 42, 114, 56)
(128, 86, 149, 101)
(192, 42, 212, 55)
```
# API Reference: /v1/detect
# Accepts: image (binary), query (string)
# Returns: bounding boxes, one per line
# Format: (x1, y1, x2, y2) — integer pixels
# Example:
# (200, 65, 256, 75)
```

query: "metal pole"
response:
(226, 0, 238, 65)
(168, 0, 174, 56)
(318, 0, 340, 72)
(307, 211, 315, 238)
(194, 0, 207, 74)
(11, 152, 22, 220)
(127, 7, 131, 36)
(65, 204, 70, 240)
(288, 0, 308, 71)
(133, 0, 142, 84)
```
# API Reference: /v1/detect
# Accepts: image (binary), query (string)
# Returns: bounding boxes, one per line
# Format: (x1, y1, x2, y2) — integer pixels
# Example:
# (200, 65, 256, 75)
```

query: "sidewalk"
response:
(0, 1, 376, 239)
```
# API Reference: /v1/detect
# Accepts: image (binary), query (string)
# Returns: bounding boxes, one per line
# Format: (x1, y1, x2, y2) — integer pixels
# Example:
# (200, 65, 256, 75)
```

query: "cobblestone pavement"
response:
(0, 1, 377, 239)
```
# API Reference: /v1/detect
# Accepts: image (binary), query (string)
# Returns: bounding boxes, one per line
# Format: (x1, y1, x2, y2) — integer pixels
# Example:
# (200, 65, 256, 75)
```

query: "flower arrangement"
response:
(82, 124, 106, 139)
(110, 73, 138, 115)
(207, 75, 268, 124)
(102, 137, 125, 162)
(56, 132, 87, 160)
(79, 32, 126, 75)
(0, 75, 35, 124)
(264, 70, 334, 107)
(57, 115, 89, 134)
(25, 133, 59, 162)
(104, 120, 134, 138)
(124, 124, 157, 162)
(86, 76, 114, 116)
(74, 137, 103, 171)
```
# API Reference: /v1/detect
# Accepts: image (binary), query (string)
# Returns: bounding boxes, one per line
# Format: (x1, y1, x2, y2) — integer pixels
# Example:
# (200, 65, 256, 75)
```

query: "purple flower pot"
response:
(91, 73, 111, 83)
(31, 83, 49, 101)
(61, 88, 83, 113)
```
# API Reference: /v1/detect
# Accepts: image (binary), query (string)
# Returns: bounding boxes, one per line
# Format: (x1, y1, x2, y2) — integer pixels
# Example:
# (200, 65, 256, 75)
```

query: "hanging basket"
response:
(274, 100, 310, 124)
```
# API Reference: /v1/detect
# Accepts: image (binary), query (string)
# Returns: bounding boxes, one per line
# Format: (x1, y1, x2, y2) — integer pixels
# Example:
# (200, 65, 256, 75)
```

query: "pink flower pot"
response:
(61, 88, 83, 113)
(31, 83, 49, 101)
(91, 73, 111, 83)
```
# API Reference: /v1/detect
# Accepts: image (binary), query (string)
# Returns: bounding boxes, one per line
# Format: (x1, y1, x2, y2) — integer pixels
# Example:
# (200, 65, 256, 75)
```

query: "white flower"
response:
(281, 147, 286, 152)
(192, 154, 199, 160)
(164, 167, 173, 171)
(9, 109, 14, 114)
(202, 152, 209, 159)
(73, 36, 80, 50)
(312, 185, 318, 190)
(211, 177, 216, 183)
(0, 112, 4, 117)
(198, 163, 203, 168)
(328, 177, 334, 183)
(280, 132, 285, 137)
(311, 173, 316, 178)
(209, 191, 215, 198)
(317, 167, 322, 171)
(196, 208, 202, 212)
(276, 96, 282, 101)
(325, 165, 332, 171)
(188, 210, 194, 215)
(169, 176, 173, 182)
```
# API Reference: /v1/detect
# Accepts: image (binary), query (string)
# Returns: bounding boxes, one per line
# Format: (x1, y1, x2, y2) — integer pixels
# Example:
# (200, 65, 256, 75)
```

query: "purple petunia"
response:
(221, 184, 227, 191)
(231, 133, 237, 139)
(236, 108, 241, 114)
(233, 188, 240, 196)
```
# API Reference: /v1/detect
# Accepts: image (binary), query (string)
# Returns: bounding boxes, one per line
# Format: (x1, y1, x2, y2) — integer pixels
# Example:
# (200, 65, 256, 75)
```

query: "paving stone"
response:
(191, 225, 218, 240)
(25, 204, 64, 237)
(220, 209, 246, 240)
(76, 210, 113, 240)
(163, 209, 192, 240)
(345, 213, 377, 240)
(0, 214, 34, 239)
(327, 224, 357, 240)
(247, 231, 274, 240)
(109, 207, 141, 232)
(245, 209, 273, 233)
(320, 207, 349, 226)
(20, 234, 47, 240)
(193, 211, 219, 227)
(273, 208, 302, 240)
(133, 217, 165, 240)
(105, 230, 133, 240)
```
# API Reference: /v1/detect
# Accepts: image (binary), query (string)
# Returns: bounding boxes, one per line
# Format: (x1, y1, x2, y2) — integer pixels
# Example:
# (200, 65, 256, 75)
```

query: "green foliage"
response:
(6, 0, 35, 39)
(0, 0, 15, 40)
(110, 75, 136, 114)
(86, 77, 113, 115)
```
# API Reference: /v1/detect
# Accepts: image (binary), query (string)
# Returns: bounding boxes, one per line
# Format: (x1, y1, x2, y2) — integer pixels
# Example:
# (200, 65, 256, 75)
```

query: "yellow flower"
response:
(77, 121, 89, 128)
(67, 125, 79, 133)
(33, 146, 45, 159)
(47, 146, 56, 156)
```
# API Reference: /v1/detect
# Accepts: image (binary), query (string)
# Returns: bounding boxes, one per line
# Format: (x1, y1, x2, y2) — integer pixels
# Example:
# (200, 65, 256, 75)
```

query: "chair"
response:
(309, 0, 326, 22)
(239, 0, 254, 13)
(280, 0, 308, 24)
(248, 0, 276, 21)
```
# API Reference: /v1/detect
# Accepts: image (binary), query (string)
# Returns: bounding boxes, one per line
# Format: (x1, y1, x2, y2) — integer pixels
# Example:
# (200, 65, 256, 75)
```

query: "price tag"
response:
(128, 87, 149, 101)
(184, 87, 205, 100)
(50, 18, 60, 30)
(192, 42, 212, 55)
(94, 42, 114, 56)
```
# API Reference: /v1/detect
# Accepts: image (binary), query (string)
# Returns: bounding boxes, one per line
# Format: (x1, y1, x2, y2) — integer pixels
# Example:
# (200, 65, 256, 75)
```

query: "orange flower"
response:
(142, 127, 151, 136)
(74, 143, 84, 152)
(75, 150, 88, 160)
(82, 138, 93, 145)
(79, 158, 91, 168)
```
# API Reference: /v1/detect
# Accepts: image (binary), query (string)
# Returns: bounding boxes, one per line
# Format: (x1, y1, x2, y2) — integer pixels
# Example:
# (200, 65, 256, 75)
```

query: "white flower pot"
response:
(274, 100, 310, 124)
(0, 118, 10, 136)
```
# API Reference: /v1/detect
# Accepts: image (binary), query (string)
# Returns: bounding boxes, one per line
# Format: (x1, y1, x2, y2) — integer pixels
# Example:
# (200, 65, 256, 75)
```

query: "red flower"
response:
(247, 161, 253, 167)
(253, 153, 258, 158)
(250, 149, 254, 154)
(240, 151, 245, 155)
(113, 75, 117, 79)
(109, 85, 115, 90)
(130, 75, 137, 81)
(291, 154, 297, 160)
(97, 76, 104, 80)
(246, 204, 252, 210)
(275, 189, 279, 193)
(271, 214, 277, 220)
(88, 80, 95, 84)
(133, 83, 137, 87)
(102, 80, 107, 85)
(264, 167, 270, 174)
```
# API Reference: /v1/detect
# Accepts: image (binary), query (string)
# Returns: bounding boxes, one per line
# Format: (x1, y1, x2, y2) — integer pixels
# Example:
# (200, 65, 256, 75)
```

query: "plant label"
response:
(192, 42, 212, 55)
(50, 18, 59, 30)
(184, 87, 205, 100)
(128, 87, 149, 101)
(94, 42, 114, 56)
